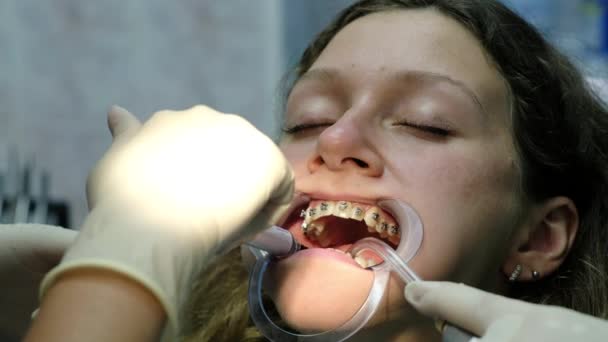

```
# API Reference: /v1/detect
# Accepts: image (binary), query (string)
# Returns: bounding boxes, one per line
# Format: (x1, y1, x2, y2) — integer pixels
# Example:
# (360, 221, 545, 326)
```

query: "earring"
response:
(509, 264, 522, 282)
(532, 270, 540, 280)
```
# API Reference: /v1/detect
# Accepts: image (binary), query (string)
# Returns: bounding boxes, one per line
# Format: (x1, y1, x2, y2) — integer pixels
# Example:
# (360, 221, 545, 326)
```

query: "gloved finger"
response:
(87, 106, 142, 209)
(268, 165, 295, 206)
(26, 225, 77, 273)
(107, 105, 141, 141)
(481, 314, 524, 341)
(0, 224, 77, 274)
(404, 281, 530, 337)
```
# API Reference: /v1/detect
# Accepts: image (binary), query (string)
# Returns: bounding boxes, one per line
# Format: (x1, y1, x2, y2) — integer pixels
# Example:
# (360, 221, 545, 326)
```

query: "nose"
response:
(307, 117, 384, 177)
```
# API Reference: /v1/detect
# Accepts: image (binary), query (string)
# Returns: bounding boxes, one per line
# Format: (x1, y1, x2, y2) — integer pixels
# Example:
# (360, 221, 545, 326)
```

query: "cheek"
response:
(280, 141, 315, 184)
(394, 147, 522, 285)
(281, 141, 307, 164)
(423, 149, 517, 202)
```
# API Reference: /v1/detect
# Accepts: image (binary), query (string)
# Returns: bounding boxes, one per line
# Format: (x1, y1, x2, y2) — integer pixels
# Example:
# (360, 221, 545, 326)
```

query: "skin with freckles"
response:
(267, 9, 538, 339)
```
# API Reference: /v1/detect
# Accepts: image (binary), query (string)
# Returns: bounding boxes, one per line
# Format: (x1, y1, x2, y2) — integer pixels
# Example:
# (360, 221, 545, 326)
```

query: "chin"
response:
(267, 253, 375, 333)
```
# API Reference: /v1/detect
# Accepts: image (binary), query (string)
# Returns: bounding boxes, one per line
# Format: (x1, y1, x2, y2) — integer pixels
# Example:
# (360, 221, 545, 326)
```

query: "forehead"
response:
(307, 9, 508, 118)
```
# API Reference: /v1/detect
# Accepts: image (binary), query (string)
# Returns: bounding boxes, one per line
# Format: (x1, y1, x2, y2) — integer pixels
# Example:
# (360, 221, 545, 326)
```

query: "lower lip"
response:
(289, 248, 363, 268)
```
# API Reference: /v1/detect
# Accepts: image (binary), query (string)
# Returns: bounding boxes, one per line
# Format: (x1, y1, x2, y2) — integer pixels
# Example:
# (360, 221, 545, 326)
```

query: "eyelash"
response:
(281, 122, 332, 134)
(395, 121, 451, 137)
(282, 121, 451, 137)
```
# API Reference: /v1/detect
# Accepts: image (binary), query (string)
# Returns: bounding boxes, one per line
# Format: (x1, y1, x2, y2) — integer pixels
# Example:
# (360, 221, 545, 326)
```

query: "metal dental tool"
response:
(349, 238, 477, 342)
(245, 225, 301, 257)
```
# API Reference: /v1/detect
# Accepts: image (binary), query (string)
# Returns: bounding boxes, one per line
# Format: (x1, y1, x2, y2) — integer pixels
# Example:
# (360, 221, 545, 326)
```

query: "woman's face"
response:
(271, 9, 524, 336)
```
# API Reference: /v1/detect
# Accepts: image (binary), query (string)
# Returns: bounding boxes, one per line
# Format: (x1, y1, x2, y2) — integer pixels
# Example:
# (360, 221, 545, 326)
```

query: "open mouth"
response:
(280, 196, 401, 268)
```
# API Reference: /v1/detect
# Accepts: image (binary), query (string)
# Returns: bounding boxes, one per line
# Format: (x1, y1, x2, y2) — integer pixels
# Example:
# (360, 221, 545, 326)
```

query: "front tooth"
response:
(354, 256, 368, 268)
(319, 202, 333, 213)
(367, 259, 379, 268)
(335, 201, 353, 218)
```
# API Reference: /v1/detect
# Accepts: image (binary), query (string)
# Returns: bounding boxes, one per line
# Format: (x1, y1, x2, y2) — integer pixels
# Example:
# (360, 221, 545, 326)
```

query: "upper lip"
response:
(300, 192, 385, 206)
(300, 192, 385, 205)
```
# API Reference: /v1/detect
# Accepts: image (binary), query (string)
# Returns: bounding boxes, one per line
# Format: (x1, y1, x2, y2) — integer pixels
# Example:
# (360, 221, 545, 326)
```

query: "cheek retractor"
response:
(348, 216, 477, 342)
(245, 199, 424, 342)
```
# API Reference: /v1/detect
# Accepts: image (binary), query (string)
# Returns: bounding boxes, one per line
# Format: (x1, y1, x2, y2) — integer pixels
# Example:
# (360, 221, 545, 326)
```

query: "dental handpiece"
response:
(245, 225, 301, 257)
(349, 238, 477, 342)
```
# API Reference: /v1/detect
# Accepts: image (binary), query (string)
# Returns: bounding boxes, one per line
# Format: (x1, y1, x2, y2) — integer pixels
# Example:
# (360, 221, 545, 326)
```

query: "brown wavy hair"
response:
(185, 1, 608, 340)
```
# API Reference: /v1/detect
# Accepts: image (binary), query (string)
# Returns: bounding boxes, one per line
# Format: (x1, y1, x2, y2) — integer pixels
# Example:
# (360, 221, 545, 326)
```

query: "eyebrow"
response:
(298, 68, 487, 116)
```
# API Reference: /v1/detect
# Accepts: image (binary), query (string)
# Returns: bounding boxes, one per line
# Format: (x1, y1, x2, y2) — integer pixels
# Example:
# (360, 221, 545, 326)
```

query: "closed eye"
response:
(394, 121, 451, 137)
(282, 122, 333, 134)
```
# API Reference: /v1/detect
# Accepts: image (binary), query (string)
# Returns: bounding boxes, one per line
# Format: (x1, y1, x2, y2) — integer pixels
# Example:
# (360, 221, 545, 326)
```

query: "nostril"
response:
(350, 158, 368, 168)
(307, 156, 324, 172)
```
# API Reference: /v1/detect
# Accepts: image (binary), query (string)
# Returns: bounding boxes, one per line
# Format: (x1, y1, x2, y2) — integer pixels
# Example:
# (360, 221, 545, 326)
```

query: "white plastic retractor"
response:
(247, 199, 424, 341)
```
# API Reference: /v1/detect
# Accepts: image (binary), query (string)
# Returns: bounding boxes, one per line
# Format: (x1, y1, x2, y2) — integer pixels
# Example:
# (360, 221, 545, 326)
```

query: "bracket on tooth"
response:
(338, 201, 348, 211)
(379, 222, 388, 232)
(388, 225, 399, 236)
(371, 212, 380, 221)
(320, 202, 329, 211)
(307, 208, 317, 217)
(300, 209, 307, 218)
(354, 207, 363, 216)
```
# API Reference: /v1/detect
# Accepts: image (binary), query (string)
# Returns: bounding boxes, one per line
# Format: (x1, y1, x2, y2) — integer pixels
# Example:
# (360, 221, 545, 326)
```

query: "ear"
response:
(502, 197, 578, 282)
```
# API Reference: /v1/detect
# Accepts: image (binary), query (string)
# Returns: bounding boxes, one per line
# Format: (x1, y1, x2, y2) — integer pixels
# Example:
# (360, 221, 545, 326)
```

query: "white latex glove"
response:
(40, 105, 294, 339)
(0, 224, 76, 339)
(405, 281, 608, 341)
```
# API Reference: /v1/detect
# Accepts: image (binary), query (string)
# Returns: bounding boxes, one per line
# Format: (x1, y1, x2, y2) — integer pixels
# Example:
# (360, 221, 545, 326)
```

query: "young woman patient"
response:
(10, 0, 608, 341)
(188, 0, 608, 340)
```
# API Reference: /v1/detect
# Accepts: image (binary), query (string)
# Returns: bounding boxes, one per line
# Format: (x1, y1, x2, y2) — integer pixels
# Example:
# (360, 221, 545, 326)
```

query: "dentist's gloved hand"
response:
(40, 105, 294, 339)
(405, 281, 608, 342)
(0, 224, 76, 338)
